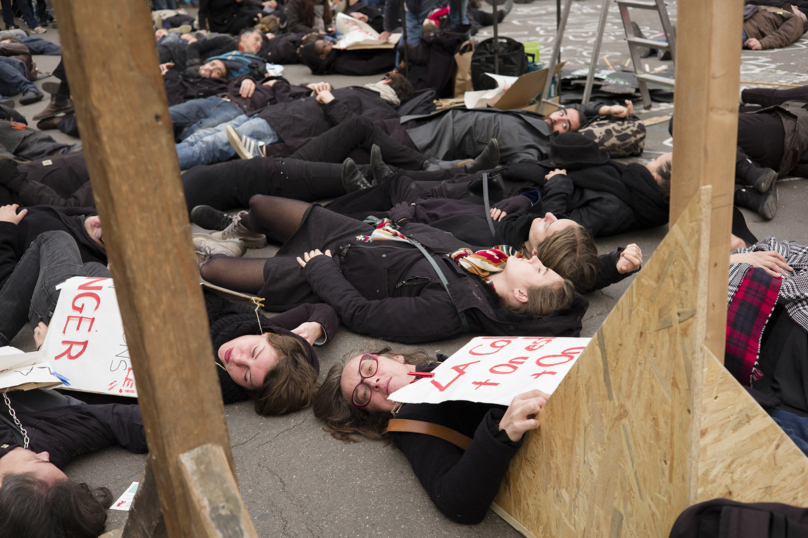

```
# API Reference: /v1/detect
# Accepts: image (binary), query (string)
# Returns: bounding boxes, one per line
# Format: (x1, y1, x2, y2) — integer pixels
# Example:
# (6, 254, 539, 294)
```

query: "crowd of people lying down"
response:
(1, 0, 808, 536)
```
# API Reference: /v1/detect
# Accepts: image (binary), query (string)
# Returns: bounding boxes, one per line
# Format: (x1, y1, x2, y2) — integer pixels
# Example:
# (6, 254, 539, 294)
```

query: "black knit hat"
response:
(538, 132, 610, 170)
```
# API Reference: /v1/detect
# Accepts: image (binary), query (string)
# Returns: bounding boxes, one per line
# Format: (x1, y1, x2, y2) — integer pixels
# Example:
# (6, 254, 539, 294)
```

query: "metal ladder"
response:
(618, 0, 676, 109)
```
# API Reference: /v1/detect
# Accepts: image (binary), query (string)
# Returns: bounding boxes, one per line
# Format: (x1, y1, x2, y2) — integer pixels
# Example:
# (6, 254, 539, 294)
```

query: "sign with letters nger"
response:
(40, 277, 136, 397)
(389, 337, 590, 406)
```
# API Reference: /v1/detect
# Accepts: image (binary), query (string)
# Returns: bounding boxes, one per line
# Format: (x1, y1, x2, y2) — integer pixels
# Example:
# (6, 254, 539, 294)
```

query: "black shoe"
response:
(735, 183, 777, 220)
(444, 23, 472, 37)
(736, 157, 777, 193)
(464, 139, 500, 174)
(631, 22, 653, 59)
(369, 145, 394, 186)
(0, 98, 14, 109)
(19, 87, 44, 105)
(342, 158, 371, 193)
(191, 205, 235, 231)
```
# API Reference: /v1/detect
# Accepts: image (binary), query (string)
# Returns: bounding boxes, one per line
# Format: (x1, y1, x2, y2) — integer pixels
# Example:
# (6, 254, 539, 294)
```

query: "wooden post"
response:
(53, 2, 242, 537)
(668, 0, 743, 364)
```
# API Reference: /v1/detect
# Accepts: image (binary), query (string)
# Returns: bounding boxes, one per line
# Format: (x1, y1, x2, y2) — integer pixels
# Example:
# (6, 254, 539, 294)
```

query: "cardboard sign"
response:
(40, 277, 136, 397)
(389, 336, 590, 407)
(0, 347, 60, 392)
(334, 12, 399, 50)
(111, 482, 139, 511)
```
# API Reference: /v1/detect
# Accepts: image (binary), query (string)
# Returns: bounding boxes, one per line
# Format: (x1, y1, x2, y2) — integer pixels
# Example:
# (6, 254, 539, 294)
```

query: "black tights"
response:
(199, 197, 310, 293)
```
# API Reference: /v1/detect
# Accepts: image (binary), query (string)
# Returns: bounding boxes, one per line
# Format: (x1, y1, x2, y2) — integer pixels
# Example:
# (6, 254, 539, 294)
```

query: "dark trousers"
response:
(0, 231, 109, 346)
(1, 0, 46, 29)
(742, 86, 808, 108)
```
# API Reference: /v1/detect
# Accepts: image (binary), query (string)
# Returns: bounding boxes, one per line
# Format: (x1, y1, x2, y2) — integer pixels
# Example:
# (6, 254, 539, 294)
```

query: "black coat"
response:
(163, 69, 229, 107)
(0, 402, 147, 468)
(262, 32, 306, 64)
(256, 86, 400, 143)
(345, 2, 384, 32)
(390, 364, 520, 524)
(288, 212, 588, 344)
(205, 291, 337, 403)
(0, 154, 93, 208)
(0, 206, 105, 291)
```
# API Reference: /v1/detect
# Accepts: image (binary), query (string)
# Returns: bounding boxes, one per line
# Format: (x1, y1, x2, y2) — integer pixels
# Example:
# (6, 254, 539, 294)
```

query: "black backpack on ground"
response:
(670, 499, 808, 538)
(470, 36, 527, 90)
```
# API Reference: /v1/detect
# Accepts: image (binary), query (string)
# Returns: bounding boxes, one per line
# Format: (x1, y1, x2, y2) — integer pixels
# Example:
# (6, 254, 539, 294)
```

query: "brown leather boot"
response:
(32, 94, 74, 120)
(36, 114, 64, 130)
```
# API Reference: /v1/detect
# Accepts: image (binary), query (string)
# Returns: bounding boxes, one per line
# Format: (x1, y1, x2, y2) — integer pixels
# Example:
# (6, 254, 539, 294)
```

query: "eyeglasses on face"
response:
(351, 353, 379, 408)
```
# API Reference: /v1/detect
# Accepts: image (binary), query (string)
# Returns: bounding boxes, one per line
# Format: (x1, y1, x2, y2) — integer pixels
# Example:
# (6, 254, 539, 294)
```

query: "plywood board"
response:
(698, 349, 808, 504)
(494, 187, 712, 537)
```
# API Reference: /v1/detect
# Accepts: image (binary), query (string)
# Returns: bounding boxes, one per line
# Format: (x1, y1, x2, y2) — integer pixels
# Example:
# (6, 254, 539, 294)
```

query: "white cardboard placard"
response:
(389, 336, 590, 407)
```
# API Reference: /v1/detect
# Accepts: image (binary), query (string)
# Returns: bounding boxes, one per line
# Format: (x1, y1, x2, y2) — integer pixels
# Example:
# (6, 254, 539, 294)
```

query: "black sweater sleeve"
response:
(0, 221, 20, 291)
(589, 248, 636, 292)
(265, 303, 339, 344)
(390, 407, 522, 524)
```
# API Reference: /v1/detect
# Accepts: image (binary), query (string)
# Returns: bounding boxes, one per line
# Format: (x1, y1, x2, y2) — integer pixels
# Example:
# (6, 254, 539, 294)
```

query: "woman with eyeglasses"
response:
(312, 349, 548, 524)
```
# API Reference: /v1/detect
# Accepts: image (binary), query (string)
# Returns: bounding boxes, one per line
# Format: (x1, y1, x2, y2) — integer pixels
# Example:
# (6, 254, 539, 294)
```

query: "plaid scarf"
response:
(357, 219, 410, 243)
(450, 246, 520, 277)
(725, 236, 808, 385)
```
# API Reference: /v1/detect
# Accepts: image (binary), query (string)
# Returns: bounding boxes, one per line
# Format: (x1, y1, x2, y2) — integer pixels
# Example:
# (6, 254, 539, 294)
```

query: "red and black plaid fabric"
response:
(725, 267, 781, 386)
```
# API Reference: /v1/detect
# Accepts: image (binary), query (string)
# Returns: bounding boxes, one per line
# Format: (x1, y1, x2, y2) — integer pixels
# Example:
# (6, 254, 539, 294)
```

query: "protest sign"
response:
(40, 277, 136, 397)
(334, 13, 399, 50)
(0, 347, 60, 392)
(389, 336, 590, 406)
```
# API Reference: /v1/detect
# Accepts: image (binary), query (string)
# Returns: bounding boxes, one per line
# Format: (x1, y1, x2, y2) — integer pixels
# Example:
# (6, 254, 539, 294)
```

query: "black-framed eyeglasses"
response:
(351, 353, 379, 409)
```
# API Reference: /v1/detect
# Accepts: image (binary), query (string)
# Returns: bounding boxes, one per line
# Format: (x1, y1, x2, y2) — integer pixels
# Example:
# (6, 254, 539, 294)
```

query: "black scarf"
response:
(568, 161, 669, 229)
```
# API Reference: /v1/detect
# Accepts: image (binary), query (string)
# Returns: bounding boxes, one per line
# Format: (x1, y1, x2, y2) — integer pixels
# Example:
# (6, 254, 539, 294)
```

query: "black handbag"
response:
(470, 37, 528, 91)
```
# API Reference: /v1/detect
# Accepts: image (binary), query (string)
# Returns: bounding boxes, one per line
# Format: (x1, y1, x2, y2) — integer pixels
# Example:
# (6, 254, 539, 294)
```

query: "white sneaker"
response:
(211, 211, 267, 248)
(227, 125, 265, 160)
(30, 26, 46, 34)
(192, 233, 246, 266)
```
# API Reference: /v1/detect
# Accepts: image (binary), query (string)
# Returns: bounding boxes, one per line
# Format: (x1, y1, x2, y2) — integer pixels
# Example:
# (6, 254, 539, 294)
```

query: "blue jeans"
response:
(169, 96, 244, 141)
(175, 114, 280, 169)
(0, 56, 34, 97)
(0, 231, 110, 346)
(18, 35, 61, 55)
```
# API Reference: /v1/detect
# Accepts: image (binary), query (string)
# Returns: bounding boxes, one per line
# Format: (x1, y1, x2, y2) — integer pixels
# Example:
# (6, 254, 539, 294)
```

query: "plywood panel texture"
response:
(698, 350, 808, 504)
(494, 188, 712, 537)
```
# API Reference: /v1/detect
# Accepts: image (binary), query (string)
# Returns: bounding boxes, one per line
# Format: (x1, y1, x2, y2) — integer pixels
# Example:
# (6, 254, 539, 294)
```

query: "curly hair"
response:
(0, 474, 112, 538)
(312, 348, 432, 442)
(250, 333, 319, 416)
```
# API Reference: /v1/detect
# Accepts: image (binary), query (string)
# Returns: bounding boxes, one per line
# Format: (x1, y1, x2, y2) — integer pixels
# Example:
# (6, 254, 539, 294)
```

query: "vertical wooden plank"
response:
(52, 2, 238, 537)
(668, 0, 743, 364)
(493, 188, 712, 537)
(179, 445, 260, 538)
(122, 460, 168, 538)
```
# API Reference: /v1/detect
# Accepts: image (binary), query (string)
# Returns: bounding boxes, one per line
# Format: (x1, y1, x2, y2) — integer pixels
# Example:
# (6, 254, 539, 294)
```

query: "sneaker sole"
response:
(753, 170, 777, 193)
(192, 233, 247, 254)
(210, 230, 267, 249)
(19, 93, 44, 105)
(226, 125, 260, 160)
(33, 107, 74, 121)
(760, 186, 778, 221)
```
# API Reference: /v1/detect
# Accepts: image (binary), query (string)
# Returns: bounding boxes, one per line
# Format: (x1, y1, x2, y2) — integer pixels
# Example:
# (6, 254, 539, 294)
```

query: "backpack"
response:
(577, 116, 647, 157)
(669, 499, 808, 538)
(470, 37, 527, 91)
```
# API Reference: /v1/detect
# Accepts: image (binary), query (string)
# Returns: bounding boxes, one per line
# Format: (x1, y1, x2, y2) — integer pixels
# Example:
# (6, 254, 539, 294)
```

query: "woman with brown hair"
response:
(287, 0, 333, 34)
(312, 349, 549, 524)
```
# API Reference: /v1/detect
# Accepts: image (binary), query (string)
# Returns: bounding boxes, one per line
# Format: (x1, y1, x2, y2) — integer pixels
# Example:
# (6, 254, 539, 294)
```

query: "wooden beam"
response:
(52, 2, 239, 537)
(668, 0, 744, 364)
(179, 444, 259, 538)
(493, 187, 712, 536)
(122, 460, 167, 538)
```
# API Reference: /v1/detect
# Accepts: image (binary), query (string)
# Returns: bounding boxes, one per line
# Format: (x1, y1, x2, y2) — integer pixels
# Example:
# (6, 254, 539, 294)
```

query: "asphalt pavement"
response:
(6, 2, 808, 536)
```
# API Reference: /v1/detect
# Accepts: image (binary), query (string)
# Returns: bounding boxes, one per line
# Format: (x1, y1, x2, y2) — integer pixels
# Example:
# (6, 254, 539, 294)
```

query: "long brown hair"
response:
(530, 225, 599, 292)
(312, 348, 432, 442)
(250, 333, 319, 416)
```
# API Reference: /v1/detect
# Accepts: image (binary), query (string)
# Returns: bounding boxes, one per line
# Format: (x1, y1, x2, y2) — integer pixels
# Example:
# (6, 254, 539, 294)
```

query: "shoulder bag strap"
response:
(387, 418, 472, 451)
(482, 172, 497, 239)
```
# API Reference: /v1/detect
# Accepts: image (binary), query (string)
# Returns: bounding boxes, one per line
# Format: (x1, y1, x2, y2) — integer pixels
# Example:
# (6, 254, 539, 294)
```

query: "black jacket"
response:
(0, 403, 147, 468)
(294, 219, 588, 344)
(0, 154, 93, 208)
(390, 363, 520, 524)
(163, 68, 229, 107)
(0, 206, 105, 291)
(256, 86, 400, 143)
(205, 291, 338, 403)
(262, 32, 306, 65)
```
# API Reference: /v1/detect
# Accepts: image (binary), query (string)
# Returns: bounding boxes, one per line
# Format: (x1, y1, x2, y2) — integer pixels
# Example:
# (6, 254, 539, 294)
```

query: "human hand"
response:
(263, 0, 277, 7)
(159, 62, 175, 75)
(499, 389, 549, 442)
(296, 249, 332, 267)
(306, 82, 332, 94)
(263, 78, 278, 87)
(0, 204, 26, 224)
(490, 207, 507, 221)
(379, 31, 392, 41)
(616, 243, 642, 274)
(316, 90, 335, 104)
(291, 322, 324, 344)
(34, 321, 48, 351)
(180, 34, 198, 43)
(240, 78, 256, 98)
(155, 29, 169, 40)
(745, 38, 762, 50)
(351, 12, 369, 22)
(545, 169, 567, 182)
(730, 250, 792, 278)
(609, 100, 634, 118)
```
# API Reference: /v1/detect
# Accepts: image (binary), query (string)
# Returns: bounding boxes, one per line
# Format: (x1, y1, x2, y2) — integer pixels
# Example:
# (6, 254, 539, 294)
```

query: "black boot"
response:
(734, 183, 777, 220)
(191, 205, 234, 231)
(736, 157, 777, 193)
(342, 159, 372, 193)
(464, 139, 500, 174)
(370, 145, 394, 186)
